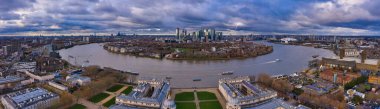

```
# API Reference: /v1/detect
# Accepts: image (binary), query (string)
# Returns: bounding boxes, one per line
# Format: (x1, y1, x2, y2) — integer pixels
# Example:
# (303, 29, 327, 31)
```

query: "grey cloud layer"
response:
(0, 0, 380, 35)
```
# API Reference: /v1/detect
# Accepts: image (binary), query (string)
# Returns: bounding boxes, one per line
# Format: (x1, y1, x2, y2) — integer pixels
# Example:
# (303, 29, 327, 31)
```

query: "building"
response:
(280, 38, 298, 44)
(368, 76, 380, 85)
(176, 28, 180, 41)
(113, 79, 171, 109)
(12, 62, 36, 73)
(1, 87, 59, 109)
(218, 76, 277, 109)
(245, 98, 298, 109)
(161, 99, 176, 109)
(48, 81, 68, 91)
(175, 28, 222, 42)
(302, 81, 336, 95)
(319, 70, 361, 84)
(344, 49, 360, 57)
(2, 45, 18, 56)
(66, 74, 91, 86)
(24, 70, 55, 81)
(0, 76, 23, 90)
(321, 58, 356, 71)
(321, 57, 380, 72)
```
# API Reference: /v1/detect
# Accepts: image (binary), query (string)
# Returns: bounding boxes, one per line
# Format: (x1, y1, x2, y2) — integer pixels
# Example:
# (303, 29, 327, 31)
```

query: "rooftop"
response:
(245, 98, 297, 109)
(2, 87, 58, 108)
(0, 76, 23, 84)
(219, 76, 277, 106)
(116, 79, 170, 107)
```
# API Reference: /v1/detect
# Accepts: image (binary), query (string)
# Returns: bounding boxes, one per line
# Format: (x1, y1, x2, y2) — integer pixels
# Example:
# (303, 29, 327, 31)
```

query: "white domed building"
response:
(162, 99, 176, 109)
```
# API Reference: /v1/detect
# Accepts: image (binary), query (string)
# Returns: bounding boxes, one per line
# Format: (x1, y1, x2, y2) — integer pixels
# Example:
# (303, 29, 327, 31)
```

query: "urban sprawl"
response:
(1, 29, 380, 109)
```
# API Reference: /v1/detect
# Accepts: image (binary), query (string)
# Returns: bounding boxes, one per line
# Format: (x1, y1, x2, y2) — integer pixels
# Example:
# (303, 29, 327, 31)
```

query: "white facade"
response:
(219, 76, 278, 109)
(66, 74, 91, 86)
(115, 79, 170, 109)
(280, 38, 298, 44)
(344, 49, 360, 57)
(48, 81, 68, 91)
(24, 71, 54, 81)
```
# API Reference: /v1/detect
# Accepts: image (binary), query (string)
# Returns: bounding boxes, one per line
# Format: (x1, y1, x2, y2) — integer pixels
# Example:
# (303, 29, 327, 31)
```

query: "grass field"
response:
(122, 86, 133, 95)
(106, 85, 124, 92)
(196, 91, 217, 100)
(174, 48, 193, 53)
(176, 102, 196, 109)
(199, 101, 222, 109)
(175, 92, 195, 101)
(88, 93, 110, 103)
(102, 97, 116, 107)
(68, 104, 86, 109)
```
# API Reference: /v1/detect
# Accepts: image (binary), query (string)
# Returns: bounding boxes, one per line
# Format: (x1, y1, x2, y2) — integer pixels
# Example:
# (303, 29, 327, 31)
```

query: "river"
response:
(58, 41, 336, 88)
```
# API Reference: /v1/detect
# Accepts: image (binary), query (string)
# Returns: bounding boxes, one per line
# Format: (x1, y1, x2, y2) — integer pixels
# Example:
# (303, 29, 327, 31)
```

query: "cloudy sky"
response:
(0, 0, 380, 36)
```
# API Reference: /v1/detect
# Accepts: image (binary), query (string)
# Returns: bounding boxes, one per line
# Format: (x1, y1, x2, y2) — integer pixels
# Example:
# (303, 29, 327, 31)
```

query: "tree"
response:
(344, 76, 368, 90)
(272, 80, 294, 93)
(352, 95, 363, 105)
(257, 73, 273, 87)
(292, 88, 304, 96)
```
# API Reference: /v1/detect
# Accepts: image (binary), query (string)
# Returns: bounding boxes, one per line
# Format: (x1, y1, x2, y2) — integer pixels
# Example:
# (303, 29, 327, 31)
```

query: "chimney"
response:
(360, 50, 367, 63)
(339, 49, 345, 59)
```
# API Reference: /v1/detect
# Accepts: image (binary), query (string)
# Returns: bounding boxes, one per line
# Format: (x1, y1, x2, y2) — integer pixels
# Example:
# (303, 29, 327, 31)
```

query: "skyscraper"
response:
(176, 28, 180, 41)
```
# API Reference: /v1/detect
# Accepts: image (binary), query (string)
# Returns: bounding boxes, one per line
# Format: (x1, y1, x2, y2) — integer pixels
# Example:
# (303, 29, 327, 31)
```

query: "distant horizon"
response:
(1, 0, 380, 36)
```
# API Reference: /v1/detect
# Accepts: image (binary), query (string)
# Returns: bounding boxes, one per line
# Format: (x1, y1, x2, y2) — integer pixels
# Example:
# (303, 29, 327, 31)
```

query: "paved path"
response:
(78, 98, 105, 109)
(194, 91, 200, 109)
(97, 85, 130, 106)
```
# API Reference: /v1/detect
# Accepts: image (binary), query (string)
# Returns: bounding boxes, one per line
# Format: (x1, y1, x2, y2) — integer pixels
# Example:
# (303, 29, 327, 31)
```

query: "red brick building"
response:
(320, 70, 360, 84)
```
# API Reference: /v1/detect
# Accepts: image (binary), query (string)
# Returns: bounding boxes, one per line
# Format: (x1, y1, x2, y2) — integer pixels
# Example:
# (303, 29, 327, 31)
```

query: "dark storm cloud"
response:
(0, 0, 380, 35)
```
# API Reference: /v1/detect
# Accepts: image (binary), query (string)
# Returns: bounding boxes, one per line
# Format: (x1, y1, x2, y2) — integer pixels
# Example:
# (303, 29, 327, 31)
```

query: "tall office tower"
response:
(205, 30, 209, 42)
(176, 28, 180, 41)
(2, 46, 8, 55)
(210, 29, 216, 41)
(217, 32, 223, 41)
(192, 32, 197, 41)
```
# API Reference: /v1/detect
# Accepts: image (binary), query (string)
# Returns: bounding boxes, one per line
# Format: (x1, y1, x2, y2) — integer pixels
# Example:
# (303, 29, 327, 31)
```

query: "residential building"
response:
(319, 70, 360, 84)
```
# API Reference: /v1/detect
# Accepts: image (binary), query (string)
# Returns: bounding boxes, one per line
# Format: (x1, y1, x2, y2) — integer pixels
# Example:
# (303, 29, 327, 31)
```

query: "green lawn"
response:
(199, 101, 222, 109)
(175, 92, 195, 101)
(88, 93, 110, 103)
(122, 86, 133, 95)
(174, 48, 193, 53)
(68, 104, 86, 109)
(176, 102, 196, 109)
(196, 91, 217, 100)
(106, 85, 124, 92)
(102, 97, 116, 107)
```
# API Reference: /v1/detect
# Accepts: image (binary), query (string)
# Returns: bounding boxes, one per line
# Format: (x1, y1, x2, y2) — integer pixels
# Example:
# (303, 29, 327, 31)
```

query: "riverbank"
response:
(103, 41, 273, 60)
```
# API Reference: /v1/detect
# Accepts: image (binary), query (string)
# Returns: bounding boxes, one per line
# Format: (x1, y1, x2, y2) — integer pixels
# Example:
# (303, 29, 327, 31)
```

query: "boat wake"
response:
(262, 59, 281, 64)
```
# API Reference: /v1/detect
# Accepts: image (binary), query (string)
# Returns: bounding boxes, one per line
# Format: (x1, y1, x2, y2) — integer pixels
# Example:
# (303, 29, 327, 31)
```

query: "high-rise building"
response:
(175, 28, 222, 42)
(176, 28, 180, 41)
(217, 32, 223, 41)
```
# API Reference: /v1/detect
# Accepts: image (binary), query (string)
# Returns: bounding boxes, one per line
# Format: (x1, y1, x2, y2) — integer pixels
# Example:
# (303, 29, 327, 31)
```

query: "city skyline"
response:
(0, 0, 380, 36)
